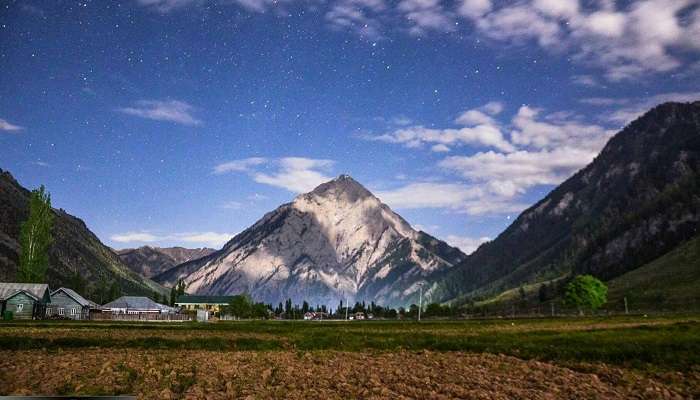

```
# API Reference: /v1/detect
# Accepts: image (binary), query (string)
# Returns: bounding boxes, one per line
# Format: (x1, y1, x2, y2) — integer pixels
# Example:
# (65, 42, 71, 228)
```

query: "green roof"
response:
(175, 295, 234, 304)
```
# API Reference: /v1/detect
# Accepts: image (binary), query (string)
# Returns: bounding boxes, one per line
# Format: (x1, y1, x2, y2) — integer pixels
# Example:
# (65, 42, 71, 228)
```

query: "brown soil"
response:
(0, 349, 687, 399)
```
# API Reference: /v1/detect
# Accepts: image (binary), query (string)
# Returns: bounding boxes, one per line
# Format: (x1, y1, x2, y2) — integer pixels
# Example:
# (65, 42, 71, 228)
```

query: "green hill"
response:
(606, 235, 700, 312)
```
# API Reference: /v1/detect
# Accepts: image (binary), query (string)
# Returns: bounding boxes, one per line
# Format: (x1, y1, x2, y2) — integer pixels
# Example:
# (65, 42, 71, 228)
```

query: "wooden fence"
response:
(90, 312, 192, 321)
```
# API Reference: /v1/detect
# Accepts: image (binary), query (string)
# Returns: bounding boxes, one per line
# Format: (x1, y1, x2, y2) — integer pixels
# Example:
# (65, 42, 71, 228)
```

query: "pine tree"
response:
(18, 185, 54, 283)
(108, 281, 122, 302)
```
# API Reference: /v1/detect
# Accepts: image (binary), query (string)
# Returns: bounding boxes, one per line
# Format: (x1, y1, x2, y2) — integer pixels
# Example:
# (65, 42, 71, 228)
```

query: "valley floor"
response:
(0, 316, 698, 399)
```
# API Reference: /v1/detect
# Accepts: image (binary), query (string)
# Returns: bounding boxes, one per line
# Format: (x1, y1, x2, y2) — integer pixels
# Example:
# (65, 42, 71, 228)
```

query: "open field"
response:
(1, 316, 699, 399)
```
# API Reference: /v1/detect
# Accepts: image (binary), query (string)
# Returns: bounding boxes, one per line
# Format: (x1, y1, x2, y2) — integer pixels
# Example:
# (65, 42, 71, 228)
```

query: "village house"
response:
(0, 283, 51, 320)
(303, 311, 329, 320)
(175, 295, 234, 313)
(48, 287, 102, 320)
(102, 296, 176, 315)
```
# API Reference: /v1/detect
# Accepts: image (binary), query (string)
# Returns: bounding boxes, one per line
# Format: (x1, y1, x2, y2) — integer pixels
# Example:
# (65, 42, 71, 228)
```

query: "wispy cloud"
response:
(110, 230, 234, 248)
(135, 0, 200, 13)
(445, 234, 490, 255)
(0, 118, 23, 132)
(365, 102, 514, 153)
(253, 158, 335, 193)
(372, 100, 616, 214)
(461, 0, 700, 81)
(325, 0, 386, 40)
(118, 100, 202, 126)
(133, 0, 700, 80)
(213, 157, 267, 174)
(213, 157, 335, 193)
(582, 92, 700, 124)
(398, 0, 455, 36)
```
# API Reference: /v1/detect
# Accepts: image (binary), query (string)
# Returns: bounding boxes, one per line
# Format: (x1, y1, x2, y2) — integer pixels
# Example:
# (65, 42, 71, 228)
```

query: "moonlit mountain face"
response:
(154, 175, 465, 307)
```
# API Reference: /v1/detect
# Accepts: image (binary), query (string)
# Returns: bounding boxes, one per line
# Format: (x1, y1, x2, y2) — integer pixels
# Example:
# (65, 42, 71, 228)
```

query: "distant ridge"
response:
(117, 246, 216, 278)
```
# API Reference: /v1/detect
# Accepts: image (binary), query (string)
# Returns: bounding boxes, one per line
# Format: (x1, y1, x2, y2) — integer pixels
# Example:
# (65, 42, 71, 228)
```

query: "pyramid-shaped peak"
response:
(305, 174, 374, 202)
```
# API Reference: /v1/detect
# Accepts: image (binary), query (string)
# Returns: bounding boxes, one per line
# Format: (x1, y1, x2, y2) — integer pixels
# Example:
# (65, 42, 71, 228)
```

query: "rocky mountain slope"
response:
(117, 246, 215, 278)
(430, 101, 700, 304)
(0, 169, 166, 298)
(154, 175, 465, 307)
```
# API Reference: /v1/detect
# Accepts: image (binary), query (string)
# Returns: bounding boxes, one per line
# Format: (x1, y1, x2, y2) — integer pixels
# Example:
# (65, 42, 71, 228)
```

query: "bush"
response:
(3, 310, 13, 321)
(565, 275, 607, 314)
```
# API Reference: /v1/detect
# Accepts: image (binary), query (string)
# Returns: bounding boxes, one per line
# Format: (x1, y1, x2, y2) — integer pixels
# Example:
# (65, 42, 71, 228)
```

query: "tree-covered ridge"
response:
(0, 169, 166, 300)
(432, 101, 700, 305)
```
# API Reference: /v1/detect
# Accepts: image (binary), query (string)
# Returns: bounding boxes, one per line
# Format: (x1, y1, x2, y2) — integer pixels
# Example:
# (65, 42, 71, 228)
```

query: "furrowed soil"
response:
(1, 316, 698, 399)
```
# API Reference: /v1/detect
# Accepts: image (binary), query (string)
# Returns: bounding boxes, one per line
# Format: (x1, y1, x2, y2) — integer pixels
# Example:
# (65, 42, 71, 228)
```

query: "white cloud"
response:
(221, 201, 243, 210)
(213, 157, 267, 174)
(215, 157, 335, 193)
(455, 110, 495, 126)
(457, 0, 491, 18)
(431, 144, 450, 152)
(370, 125, 515, 153)
(368, 102, 515, 153)
(325, 0, 386, 40)
(376, 182, 483, 209)
(439, 147, 598, 197)
(445, 234, 490, 255)
(510, 105, 615, 151)
(253, 157, 335, 193)
(135, 0, 199, 13)
(110, 230, 234, 248)
(571, 74, 601, 87)
(376, 181, 528, 215)
(118, 100, 202, 126)
(398, 0, 455, 35)
(176, 232, 233, 248)
(0, 118, 23, 132)
(111, 232, 160, 243)
(582, 92, 700, 124)
(460, 0, 700, 81)
(475, 4, 563, 47)
(532, 0, 578, 18)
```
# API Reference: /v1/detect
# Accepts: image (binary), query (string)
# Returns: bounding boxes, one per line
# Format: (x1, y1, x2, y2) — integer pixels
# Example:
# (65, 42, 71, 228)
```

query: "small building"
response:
(175, 295, 234, 313)
(0, 283, 51, 320)
(102, 296, 176, 314)
(48, 287, 102, 320)
(354, 312, 365, 320)
(303, 311, 329, 320)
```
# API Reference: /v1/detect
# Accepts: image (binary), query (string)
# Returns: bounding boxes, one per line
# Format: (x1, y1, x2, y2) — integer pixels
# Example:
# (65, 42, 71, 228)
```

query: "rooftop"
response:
(103, 296, 174, 311)
(51, 287, 100, 308)
(0, 283, 50, 301)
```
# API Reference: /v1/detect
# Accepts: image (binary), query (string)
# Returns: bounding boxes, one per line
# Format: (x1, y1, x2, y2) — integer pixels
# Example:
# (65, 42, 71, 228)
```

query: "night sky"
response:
(2, 0, 699, 253)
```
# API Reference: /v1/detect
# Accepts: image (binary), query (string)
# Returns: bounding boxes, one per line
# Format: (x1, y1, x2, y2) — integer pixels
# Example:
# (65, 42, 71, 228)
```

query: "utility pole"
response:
(624, 297, 629, 315)
(418, 283, 423, 322)
(550, 302, 554, 317)
(345, 295, 349, 321)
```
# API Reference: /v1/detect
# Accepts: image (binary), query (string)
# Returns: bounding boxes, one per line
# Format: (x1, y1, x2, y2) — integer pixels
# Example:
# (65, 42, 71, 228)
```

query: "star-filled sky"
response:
(2, 0, 700, 253)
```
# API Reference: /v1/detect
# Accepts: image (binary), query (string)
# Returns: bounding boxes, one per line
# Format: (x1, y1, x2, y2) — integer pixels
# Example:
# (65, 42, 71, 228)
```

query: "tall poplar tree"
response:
(18, 185, 54, 283)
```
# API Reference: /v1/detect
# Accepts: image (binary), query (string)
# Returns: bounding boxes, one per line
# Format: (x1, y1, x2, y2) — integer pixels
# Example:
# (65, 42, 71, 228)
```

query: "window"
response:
(71, 308, 77, 315)
(17, 303, 23, 312)
(58, 308, 64, 315)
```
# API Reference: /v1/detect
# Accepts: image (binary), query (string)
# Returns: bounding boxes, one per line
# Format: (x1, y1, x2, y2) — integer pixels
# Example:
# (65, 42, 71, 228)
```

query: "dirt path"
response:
(0, 349, 687, 399)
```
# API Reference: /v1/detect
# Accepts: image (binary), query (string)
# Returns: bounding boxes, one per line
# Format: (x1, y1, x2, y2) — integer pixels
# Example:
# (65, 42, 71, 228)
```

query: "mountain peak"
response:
(304, 174, 373, 203)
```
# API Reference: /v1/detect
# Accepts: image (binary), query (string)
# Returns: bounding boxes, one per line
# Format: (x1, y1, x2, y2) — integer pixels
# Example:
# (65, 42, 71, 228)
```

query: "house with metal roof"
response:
(48, 287, 102, 320)
(0, 283, 51, 320)
(175, 295, 234, 313)
(102, 296, 176, 314)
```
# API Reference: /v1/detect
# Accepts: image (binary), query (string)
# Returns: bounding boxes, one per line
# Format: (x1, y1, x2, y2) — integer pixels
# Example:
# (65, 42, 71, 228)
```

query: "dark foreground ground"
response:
(1, 315, 698, 399)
